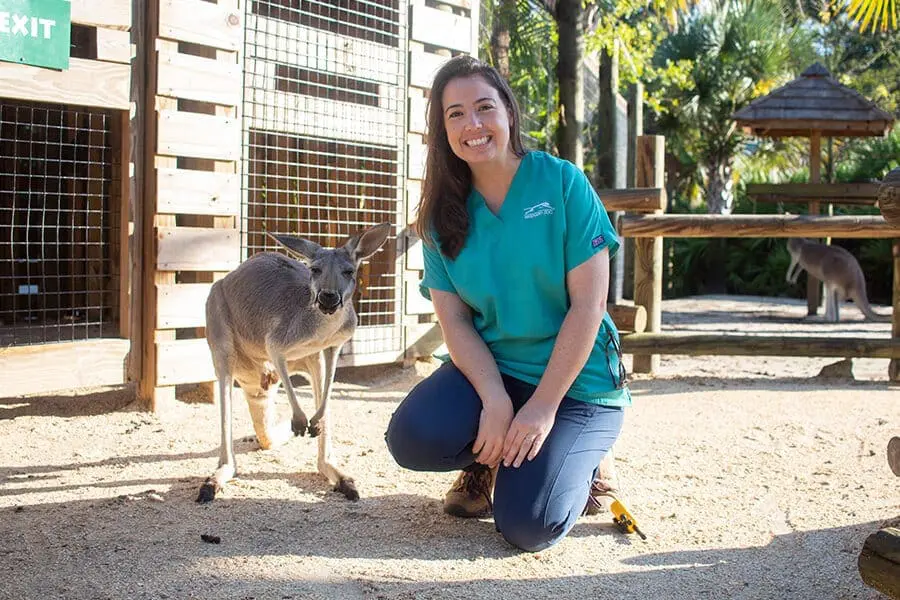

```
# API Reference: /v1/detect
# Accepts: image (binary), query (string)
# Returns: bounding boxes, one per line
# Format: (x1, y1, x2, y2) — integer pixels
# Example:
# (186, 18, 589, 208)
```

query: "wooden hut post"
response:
(892, 239, 900, 382)
(807, 131, 822, 316)
(632, 135, 664, 373)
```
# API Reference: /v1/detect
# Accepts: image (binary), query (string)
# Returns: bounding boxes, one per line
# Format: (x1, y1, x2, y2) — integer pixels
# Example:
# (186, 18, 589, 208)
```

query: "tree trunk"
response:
(555, 0, 584, 167)
(706, 157, 734, 215)
(490, 0, 516, 81)
(704, 157, 734, 294)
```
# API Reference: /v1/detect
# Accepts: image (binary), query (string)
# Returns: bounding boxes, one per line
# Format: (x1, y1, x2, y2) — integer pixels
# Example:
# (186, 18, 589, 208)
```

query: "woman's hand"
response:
(501, 398, 557, 468)
(472, 396, 514, 467)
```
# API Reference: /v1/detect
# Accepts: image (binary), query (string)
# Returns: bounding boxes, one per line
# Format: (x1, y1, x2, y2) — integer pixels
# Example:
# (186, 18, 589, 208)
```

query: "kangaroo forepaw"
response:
(307, 420, 322, 437)
(291, 416, 308, 437)
(196, 479, 219, 503)
(335, 477, 359, 501)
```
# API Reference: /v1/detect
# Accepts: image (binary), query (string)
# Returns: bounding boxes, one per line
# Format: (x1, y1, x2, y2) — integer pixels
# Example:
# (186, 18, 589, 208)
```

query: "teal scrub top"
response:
(420, 151, 631, 407)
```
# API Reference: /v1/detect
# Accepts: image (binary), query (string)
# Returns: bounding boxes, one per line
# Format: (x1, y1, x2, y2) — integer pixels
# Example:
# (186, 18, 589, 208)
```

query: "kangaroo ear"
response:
(346, 222, 391, 263)
(267, 232, 322, 262)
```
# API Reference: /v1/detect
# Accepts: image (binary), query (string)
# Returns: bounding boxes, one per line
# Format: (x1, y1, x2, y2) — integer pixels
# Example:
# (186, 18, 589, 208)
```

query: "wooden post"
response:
(807, 130, 822, 316)
(632, 135, 664, 373)
(890, 240, 900, 382)
(858, 527, 900, 598)
(622, 82, 642, 301)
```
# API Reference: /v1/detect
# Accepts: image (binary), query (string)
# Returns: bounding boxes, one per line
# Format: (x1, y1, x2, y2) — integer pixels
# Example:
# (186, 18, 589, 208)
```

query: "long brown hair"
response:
(414, 55, 527, 259)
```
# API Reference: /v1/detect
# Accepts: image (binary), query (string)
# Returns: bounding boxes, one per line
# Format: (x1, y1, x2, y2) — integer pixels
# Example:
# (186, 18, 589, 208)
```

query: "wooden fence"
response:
(613, 137, 900, 381)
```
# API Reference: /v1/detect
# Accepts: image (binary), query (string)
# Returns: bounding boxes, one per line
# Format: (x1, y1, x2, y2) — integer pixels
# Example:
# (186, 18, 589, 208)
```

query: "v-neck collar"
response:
(470, 152, 531, 223)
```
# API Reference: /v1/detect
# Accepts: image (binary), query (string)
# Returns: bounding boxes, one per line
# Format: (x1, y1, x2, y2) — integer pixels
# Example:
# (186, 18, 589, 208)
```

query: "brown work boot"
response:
(583, 450, 620, 516)
(443, 464, 496, 518)
(582, 476, 618, 516)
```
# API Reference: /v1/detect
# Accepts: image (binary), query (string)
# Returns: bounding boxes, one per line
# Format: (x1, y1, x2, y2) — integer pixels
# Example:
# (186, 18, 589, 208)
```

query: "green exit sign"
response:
(0, 0, 71, 70)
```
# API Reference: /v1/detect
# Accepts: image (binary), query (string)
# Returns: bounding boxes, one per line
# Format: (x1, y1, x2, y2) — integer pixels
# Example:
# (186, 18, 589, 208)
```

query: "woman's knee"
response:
(384, 396, 468, 471)
(494, 507, 568, 553)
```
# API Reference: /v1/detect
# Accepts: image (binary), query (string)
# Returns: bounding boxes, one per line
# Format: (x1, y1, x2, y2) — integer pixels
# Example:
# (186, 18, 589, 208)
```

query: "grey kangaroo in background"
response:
(197, 222, 392, 503)
(785, 238, 891, 323)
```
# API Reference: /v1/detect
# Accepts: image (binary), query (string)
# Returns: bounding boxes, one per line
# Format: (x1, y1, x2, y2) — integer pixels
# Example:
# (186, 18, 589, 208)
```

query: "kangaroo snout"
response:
(316, 290, 343, 314)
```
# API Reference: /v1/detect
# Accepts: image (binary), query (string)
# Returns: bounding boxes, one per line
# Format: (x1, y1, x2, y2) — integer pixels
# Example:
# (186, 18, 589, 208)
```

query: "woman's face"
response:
(441, 74, 512, 166)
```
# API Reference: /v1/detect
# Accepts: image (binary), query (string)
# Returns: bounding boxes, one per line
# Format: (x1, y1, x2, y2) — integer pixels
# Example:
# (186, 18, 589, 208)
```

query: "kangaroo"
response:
(197, 222, 391, 503)
(785, 238, 890, 323)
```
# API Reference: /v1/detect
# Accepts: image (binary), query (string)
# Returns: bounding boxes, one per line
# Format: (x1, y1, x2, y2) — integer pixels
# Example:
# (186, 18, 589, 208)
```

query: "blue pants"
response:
(385, 362, 624, 552)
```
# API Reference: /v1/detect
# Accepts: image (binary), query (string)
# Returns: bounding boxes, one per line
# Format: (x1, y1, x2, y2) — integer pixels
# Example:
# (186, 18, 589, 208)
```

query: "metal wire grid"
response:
(242, 0, 407, 352)
(0, 100, 118, 346)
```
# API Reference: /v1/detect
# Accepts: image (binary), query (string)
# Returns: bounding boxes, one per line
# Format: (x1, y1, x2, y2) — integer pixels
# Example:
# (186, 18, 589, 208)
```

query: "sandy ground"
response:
(1, 295, 898, 600)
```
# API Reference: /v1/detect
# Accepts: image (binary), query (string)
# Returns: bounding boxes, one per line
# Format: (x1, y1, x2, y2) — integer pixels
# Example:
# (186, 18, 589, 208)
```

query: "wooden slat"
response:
(245, 15, 403, 85)
(410, 4, 472, 53)
(95, 28, 133, 64)
(738, 119, 892, 138)
(435, 0, 473, 8)
(158, 0, 243, 51)
(747, 183, 881, 200)
(408, 142, 427, 180)
(156, 110, 240, 160)
(406, 236, 425, 271)
(409, 50, 452, 89)
(156, 227, 240, 271)
(620, 333, 900, 359)
(0, 58, 130, 109)
(157, 51, 241, 106)
(71, 0, 132, 30)
(156, 168, 240, 216)
(157, 283, 212, 328)
(405, 279, 433, 314)
(409, 94, 428, 134)
(620, 214, 900, 239)
(245, 89, 402, 145)
(0, 340, 129, 397)
(406, 180, 421, 225)
(599, 188, 666, 213)
(156, 338, 215, 385)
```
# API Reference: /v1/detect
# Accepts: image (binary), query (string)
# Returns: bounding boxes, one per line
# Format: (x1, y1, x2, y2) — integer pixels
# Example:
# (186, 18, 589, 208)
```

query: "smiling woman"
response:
(384, 55, 631, 553)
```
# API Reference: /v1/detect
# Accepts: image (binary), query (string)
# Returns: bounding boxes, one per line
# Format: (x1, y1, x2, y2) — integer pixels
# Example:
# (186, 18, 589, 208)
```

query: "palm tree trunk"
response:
(490, 0, 516, 81)
(705, 158, 734, 215)
(555, 0, 584, 167)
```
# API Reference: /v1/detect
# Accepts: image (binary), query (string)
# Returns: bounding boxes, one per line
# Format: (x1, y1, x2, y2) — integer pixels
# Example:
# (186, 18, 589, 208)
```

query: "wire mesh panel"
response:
(0, 99, 119, 347)
(242, 0, 407, 357)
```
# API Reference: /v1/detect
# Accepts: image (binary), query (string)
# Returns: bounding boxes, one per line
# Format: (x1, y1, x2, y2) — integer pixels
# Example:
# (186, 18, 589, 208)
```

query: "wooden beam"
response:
(858, 527, 900, 599)
(157, 50, 241, 106)
(632, 135, 664, 374)
(70, 0, 132, 30)
(0, 340, 129, 397)
(157, 283, 212, 328)
(619, 214, 900, 239)
(808, 131, 822, 317)
(747, 183, 880, 201)
(410, 4, 473, 53)
(599, 188, 665, 213)
(620, 333, 900, 359)
(156, 109, 240, 160)
(891, 240, 900, 382)
(156, 167, 240, 216)
(158, 0, 243, 50)
(95, 27, 133, 64)
(607, 304, 646, 334)
(0, 58, 130, 109)
(156, 227, 240, 271)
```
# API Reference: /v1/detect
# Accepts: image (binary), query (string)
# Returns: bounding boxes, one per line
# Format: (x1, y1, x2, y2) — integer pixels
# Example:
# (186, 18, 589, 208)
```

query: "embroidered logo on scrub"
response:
(592, 235, 605, 248)
(523, 202, 555, 219)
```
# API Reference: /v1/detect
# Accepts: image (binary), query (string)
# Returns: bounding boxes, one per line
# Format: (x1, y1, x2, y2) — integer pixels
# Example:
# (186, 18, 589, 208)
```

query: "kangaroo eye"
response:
(342, 269, 354, 278)
(310, 267, 322, 276)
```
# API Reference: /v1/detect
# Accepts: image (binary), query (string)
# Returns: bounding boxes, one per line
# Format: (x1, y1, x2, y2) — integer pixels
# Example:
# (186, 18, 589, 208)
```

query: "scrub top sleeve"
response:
(563, 163, 621, 273)
(419, 239, 457, 301)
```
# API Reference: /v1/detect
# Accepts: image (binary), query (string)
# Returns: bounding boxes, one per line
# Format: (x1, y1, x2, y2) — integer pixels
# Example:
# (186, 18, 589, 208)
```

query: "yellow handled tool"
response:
(608, 495, 647, 540)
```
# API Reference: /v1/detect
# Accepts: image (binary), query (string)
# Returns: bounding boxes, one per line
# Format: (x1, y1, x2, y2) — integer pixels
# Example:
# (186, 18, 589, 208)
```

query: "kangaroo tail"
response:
(853, 287, 892, 322)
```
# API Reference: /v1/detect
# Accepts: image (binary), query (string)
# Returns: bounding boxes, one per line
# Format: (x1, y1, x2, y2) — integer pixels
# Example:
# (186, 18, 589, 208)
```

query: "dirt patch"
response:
(1, 296, 897, 599)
